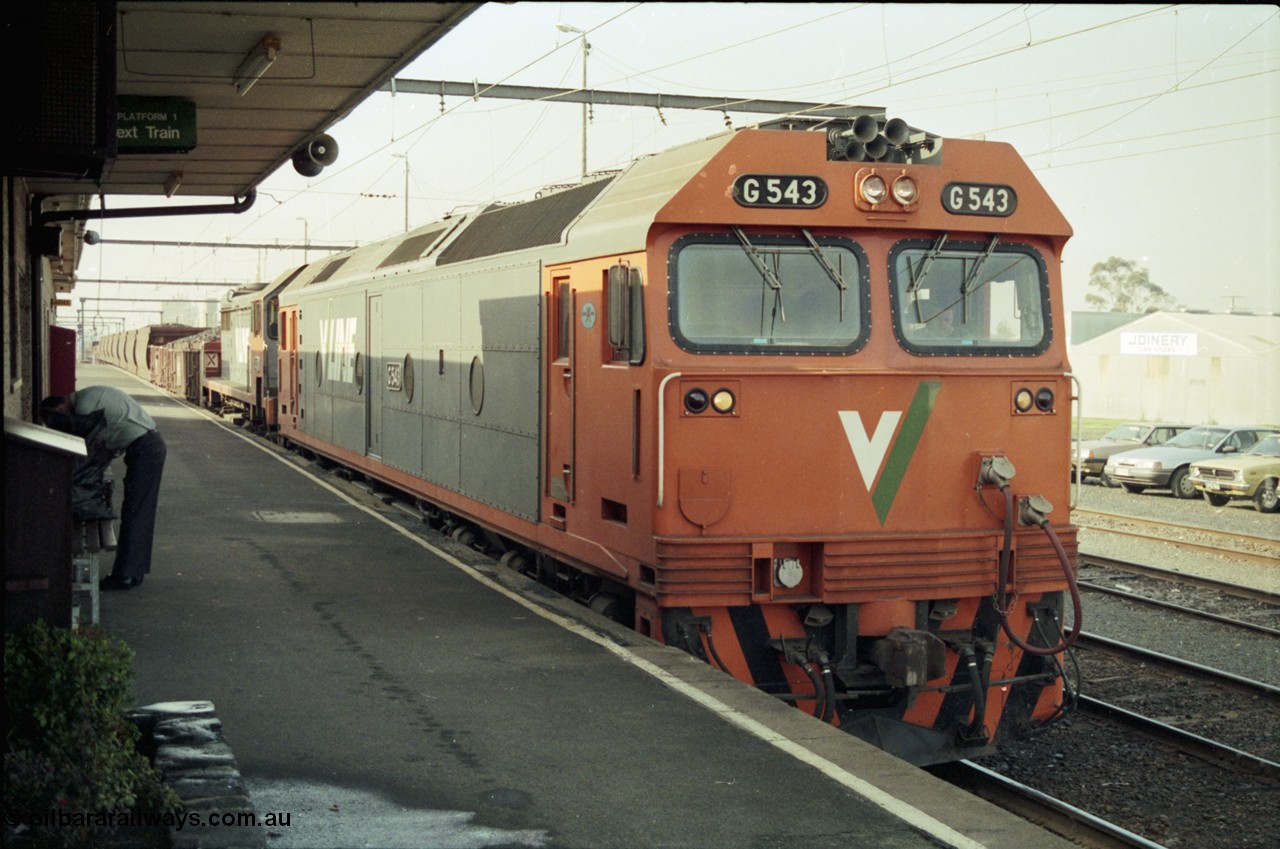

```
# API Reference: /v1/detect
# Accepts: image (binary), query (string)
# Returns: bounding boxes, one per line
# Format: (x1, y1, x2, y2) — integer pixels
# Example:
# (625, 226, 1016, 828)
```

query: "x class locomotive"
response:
(179, 113, 1085, 765)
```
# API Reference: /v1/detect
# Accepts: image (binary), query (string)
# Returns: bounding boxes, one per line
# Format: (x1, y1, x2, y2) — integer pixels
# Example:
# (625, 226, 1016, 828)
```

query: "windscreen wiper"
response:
(800, 228, 848, 320)
(904, 234, 948, 323)
(732, 226, 785, 325)
(959, 236, 1000, 322)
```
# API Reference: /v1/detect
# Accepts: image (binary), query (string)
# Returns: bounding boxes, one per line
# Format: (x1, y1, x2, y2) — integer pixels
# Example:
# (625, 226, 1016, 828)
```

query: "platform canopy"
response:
(17, 1, 481, 200)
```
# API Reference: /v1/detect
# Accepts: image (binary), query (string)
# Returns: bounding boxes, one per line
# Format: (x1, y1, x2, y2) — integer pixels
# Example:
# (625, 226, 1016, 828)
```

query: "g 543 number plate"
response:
(733, 174, 827, 209)
(942, 182, 1017, 217)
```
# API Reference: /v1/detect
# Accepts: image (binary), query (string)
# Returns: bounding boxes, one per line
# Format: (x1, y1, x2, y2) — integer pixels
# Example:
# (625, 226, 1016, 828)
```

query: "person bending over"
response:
(41, 386, 166, 590)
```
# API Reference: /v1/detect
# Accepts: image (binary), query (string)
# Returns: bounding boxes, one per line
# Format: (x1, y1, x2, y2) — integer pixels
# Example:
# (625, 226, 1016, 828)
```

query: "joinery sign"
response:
(117, 96, 197, 153)
(1120, 331, 1198, 356)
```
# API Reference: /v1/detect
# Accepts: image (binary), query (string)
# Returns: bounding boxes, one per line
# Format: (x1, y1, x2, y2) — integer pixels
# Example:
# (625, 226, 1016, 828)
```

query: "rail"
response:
(931, 761, 1168, 849)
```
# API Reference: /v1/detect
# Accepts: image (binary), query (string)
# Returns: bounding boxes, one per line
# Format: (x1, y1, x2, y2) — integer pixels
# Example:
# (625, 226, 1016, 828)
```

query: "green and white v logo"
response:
(838, 381, 941, 525)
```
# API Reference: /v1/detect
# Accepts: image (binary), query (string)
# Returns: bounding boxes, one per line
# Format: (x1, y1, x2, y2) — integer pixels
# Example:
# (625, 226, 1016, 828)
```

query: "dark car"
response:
(1072, 422, 1191, 486)
(1104, 426, 1273, 499)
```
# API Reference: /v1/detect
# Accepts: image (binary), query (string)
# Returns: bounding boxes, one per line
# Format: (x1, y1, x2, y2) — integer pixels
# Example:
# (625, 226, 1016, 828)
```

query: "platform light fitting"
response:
(163, 170, 183, 197)
(234, 34, 280, 96)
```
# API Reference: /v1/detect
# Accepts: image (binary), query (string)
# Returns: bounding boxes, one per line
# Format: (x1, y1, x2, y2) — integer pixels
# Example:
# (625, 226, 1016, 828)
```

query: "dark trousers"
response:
(113, 429, 166, 579)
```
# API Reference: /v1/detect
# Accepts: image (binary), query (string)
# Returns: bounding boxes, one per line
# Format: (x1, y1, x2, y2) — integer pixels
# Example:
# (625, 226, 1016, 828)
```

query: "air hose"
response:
(801, 662, 827, 720)
(820, 662, 837, 723)
(959, 643, 989, 741)
(995, 484, 1082, 656)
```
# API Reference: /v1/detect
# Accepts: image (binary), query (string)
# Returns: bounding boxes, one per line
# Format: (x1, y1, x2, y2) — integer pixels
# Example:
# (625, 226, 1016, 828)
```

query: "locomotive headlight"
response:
(711, 388, 736, 414)
(860, 175, 888, 204)
(1034, 387, 1055, 412)
(774, 557, 804, 589)
(1014, 387, 1035, 413)
(892, 176, 918, 205)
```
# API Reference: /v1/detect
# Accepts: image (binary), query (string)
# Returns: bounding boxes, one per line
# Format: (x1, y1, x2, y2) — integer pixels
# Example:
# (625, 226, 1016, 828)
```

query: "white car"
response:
(1072, 423, 1191, 486)
(1104, 426, 1274, 499)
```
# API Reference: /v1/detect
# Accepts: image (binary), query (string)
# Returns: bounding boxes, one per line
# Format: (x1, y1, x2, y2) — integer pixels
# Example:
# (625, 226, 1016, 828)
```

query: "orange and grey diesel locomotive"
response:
(267, 113, 1080, 765)
(200, 275, 296, 430)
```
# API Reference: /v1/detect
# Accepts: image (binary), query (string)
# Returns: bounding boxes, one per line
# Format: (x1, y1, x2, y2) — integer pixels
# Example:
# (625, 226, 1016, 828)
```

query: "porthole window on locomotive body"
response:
(469, 356, 484, 415)
(667, 233, 870, 355)
(403, 354, 415, 403)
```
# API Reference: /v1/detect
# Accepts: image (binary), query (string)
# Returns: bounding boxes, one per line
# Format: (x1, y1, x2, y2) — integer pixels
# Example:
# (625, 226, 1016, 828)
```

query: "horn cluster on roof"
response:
(759, 115, 943, 165)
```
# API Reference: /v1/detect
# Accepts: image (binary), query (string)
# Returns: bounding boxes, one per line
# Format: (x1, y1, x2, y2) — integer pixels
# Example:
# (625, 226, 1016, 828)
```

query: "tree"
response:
(1085, 257, 1180, 313)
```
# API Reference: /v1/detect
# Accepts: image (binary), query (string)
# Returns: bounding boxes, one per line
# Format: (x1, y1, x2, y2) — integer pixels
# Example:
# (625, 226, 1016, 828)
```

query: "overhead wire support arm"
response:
(379, 78, 883, 120)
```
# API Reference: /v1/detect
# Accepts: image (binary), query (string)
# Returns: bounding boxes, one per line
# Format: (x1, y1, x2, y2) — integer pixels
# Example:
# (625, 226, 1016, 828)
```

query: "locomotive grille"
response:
(822, 534, 998, 600)
(652, 527, 1077, 605)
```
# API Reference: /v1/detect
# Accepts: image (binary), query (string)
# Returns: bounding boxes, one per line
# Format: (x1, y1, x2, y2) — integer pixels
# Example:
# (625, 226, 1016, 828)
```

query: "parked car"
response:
(1103, 425, 1274, 499)
(1072, 422, 1192, 486)
(1189, 433, 1280, 513)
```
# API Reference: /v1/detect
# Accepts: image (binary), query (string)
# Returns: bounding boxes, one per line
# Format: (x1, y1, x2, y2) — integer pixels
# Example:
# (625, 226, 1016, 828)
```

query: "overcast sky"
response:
(69, 3, 1278, 332)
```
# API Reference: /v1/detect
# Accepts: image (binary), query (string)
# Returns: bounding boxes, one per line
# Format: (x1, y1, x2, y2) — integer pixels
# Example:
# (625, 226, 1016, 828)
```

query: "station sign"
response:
(117, 96, 197, 153)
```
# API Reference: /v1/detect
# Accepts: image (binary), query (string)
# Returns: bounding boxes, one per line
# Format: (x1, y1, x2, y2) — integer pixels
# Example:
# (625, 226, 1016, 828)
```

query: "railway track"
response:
(1073, 509, 1280, 565)
(959, 634, 1280, 849)
(1078, 553, 1280, 634)
(954, 535, 1280, 849)
(1075, 632, 1280, 763)
(930, 760, 1168, 849)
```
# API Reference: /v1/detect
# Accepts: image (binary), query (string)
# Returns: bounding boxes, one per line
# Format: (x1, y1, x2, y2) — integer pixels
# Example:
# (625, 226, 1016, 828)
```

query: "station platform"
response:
(78, 363, 1075, 849)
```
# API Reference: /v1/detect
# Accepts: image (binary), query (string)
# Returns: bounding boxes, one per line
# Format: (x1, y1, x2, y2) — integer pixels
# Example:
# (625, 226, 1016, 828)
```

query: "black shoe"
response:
(100, 574, 143, 590)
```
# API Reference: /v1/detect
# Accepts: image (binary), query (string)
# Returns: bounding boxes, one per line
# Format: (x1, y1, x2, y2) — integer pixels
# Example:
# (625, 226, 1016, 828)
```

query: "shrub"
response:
(3, 622, 179, 846)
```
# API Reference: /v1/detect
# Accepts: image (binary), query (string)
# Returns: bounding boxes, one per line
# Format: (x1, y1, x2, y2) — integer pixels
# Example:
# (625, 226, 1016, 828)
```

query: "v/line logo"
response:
(838, 381, 941, 525)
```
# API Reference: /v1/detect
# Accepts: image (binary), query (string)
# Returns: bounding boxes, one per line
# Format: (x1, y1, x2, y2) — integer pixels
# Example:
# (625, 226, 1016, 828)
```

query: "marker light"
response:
(860, 175, 887, 204)
(684, 388, 710, 414)
(712, 389, 736, 414)
(1014, 387, 1035, 413)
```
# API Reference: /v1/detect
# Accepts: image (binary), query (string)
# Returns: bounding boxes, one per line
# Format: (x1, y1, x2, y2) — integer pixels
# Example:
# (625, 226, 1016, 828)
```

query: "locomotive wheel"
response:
(1203, 492, 1230, 507)
(1255, 480, 1279, 514)
(588, 593, 620, 621)
(1169, 467, 1196, 499)
(450, 524, 480, 547)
